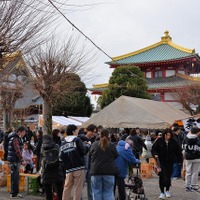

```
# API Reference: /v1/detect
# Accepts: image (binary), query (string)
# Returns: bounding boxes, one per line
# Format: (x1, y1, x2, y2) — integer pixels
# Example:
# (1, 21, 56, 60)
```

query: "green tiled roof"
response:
(111, 44, 194, 65)
(89, 75, 200, 93)
(107, 31, 199, 65)
(147, 75, 199, 90)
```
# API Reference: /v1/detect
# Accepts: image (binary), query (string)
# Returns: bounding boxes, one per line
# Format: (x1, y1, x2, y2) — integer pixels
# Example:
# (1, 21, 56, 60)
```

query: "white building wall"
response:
(146, 71, 151, 78)
(166, 70, 175, 77)
(177, 70, 185, 75)
(164, 92, 183, 109)
(164, 92, 177, 101)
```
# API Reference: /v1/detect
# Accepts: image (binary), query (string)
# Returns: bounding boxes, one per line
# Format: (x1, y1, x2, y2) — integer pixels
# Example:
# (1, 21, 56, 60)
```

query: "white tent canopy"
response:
(83, 96, 190, 129)
(68, 116, 90, 123)
(52, 116, 82, 126)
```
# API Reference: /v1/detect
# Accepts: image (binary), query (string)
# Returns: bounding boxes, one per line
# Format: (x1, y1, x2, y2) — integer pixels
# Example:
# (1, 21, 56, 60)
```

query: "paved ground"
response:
(0, 174, 200, 200)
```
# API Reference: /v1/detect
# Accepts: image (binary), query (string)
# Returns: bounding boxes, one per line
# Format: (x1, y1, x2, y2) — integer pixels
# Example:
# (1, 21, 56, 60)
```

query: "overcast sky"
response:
(52, 0, 200, 103)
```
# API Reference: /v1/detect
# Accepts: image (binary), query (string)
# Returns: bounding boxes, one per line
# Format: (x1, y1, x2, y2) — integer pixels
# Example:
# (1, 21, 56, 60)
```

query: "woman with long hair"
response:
(151, 128, 183, 199)
(89, 129, 118, 200)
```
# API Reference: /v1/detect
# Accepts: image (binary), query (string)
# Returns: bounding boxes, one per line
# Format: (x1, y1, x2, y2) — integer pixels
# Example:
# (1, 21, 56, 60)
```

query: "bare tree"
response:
(175, 83, 200, 115)
(0, 0, 56, 131)
(26, 36, 92, 134)
(0, 0, 56, 54)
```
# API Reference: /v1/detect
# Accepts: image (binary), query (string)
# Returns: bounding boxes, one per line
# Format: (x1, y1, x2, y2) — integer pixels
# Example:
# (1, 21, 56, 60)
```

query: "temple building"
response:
(90, 31, 200, 109)
(0, 51, 42, 130)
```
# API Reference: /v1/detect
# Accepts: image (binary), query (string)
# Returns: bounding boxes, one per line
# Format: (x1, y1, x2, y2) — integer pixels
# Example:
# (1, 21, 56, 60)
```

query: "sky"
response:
(50, 0, 200, 104)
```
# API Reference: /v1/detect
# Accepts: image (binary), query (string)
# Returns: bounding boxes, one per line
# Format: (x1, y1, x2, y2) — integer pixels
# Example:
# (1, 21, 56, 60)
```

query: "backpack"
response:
(44, 146, 59, 170)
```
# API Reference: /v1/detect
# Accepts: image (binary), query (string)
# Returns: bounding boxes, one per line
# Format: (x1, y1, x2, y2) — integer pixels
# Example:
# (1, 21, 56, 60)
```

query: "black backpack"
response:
(44, 146, 59, 170)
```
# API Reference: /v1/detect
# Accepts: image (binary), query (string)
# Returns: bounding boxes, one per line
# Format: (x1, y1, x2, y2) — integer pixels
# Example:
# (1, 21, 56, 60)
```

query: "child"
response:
(22, 142, 34, 173)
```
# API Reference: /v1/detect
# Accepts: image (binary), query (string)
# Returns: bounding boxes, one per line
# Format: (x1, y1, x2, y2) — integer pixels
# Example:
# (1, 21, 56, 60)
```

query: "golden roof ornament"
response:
(161, 30, 172, 42)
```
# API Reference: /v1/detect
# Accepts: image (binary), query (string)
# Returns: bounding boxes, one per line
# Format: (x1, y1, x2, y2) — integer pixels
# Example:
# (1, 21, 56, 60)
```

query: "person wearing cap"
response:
(182, 126, 200, 192)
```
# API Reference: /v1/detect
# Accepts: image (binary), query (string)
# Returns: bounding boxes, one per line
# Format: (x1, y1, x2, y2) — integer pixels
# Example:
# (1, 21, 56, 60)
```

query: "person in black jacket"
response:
(34, 130, 43, 172)
(51, 129, 61, 146)
(60, 124, 89, 200)
(89, 129, 118, 200)
(151, 128, 183, 199)
(3, 128, 13, 161)
(171, 126, 184, 179)
(41, 134, 64, 200)
(182, 126, 200, 191)
(128, 128, 147, 159)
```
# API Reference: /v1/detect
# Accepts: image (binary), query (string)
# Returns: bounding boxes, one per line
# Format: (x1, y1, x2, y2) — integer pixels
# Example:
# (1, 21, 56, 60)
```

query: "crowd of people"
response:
(0, 123, 200, 200)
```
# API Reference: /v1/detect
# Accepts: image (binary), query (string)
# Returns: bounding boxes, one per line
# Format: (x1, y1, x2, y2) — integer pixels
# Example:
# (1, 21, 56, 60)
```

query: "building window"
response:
(150, 94, 161, 101)
(154, 71, 162, 78)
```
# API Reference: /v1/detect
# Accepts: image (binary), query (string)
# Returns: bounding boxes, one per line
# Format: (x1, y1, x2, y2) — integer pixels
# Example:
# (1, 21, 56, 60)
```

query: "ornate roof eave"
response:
(106, 31, 195, 66)
(147, 86, 185, 93)
(109, 54, 200, 68)
(92, 83, 109, 89)
(1, 51, 33, 81)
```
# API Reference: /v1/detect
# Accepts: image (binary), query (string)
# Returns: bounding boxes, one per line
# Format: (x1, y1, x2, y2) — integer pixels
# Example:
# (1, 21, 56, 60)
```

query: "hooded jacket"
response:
(115, 140, 139, 178)
(182, 133, 200, 160)
(60, 135, 89, 173)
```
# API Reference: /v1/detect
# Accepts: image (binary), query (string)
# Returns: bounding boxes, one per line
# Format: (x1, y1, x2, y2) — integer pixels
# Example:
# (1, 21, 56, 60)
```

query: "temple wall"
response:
(166, 70, 175, 77)
(164, 92, 178, 101)
(146, 71, 151, 78)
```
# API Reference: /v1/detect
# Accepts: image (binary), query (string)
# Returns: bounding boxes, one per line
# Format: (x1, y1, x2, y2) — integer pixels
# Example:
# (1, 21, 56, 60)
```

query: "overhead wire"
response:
(47, 0, 115, 61)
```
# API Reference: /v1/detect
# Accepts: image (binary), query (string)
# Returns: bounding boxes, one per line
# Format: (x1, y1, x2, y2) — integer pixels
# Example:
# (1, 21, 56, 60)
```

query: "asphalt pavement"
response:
(0, 173, 200, 199)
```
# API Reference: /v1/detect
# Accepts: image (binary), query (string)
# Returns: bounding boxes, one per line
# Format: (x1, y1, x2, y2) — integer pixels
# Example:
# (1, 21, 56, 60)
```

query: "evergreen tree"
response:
(52, 73, 92, 117)
(98, 66, 150, 108)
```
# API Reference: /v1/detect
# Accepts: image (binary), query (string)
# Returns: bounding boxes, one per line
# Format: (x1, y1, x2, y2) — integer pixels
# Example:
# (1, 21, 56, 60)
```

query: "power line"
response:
(47, 0, 114, 61)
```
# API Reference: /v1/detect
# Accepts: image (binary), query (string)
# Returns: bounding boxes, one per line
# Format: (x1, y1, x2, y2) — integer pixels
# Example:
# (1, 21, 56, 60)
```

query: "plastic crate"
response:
(2, 164, 10, 175)
(7, 174, 25, 192)
(140, 163, 153, 178)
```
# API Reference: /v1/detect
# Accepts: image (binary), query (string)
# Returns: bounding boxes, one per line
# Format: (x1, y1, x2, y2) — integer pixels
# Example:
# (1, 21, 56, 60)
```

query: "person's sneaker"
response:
(185, 186, 194, 192)
(159, 193, 165, 199)
(172, 177, 178, 180)
(165, 191, 171, 198)
(191, 186, 199, 191)
(10, 194, 23, 198)
(185, 186, 191, 192)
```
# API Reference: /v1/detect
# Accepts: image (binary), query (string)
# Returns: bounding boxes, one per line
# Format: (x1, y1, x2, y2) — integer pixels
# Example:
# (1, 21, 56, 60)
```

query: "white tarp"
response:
(83, 95, 189, 129)
(68, 116, 90, 123)
(52, 116, 82, 126)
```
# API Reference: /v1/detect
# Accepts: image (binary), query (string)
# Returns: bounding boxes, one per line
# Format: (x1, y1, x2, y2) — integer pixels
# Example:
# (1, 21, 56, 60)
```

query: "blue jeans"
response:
(172, 162, 182, 178)
(91, 175, 115, 200)
(9, 162, 20, 196)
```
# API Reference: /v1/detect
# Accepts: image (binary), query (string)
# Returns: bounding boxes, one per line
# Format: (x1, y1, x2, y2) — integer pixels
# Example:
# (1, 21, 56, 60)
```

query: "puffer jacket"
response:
(7, 132, 23, 163)
(182, 133, 200, 160)
(41, 135, 64, 184)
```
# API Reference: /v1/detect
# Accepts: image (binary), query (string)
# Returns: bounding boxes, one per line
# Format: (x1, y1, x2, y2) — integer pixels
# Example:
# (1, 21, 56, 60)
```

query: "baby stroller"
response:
(125, 166, 148, 200)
